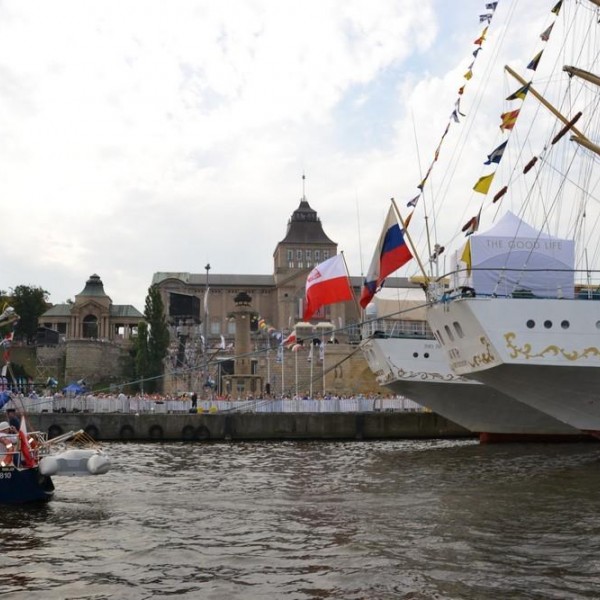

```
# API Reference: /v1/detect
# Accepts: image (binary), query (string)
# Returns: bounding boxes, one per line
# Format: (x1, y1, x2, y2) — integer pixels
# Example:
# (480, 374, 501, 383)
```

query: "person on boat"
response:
(0, 421, 19, 467)
(6, 408, 20, 430)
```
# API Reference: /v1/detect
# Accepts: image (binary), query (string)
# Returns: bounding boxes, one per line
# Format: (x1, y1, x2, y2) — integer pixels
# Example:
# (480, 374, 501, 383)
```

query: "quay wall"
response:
(25, 412, 473, 442)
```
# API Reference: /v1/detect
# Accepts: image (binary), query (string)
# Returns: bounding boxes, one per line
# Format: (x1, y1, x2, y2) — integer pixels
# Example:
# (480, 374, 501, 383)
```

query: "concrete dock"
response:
(26, 412, 473, 442)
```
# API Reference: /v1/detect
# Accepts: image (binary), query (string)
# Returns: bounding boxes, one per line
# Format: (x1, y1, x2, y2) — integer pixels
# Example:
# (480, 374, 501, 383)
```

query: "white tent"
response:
(459, 211, 575, 298)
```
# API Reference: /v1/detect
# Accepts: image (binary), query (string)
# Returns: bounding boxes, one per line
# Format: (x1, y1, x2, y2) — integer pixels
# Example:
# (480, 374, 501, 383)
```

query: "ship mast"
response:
(505, 65, 600, 157)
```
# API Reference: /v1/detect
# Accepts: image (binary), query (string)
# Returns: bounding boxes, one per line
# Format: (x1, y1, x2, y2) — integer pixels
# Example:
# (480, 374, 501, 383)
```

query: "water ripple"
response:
(0, 440, 598, 599)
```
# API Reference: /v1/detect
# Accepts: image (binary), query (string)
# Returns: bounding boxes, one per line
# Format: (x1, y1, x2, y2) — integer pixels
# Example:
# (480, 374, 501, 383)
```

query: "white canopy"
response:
(459, 211, 575, 298)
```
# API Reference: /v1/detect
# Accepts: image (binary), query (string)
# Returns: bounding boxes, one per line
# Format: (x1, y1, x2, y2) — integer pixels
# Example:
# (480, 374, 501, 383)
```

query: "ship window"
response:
(526, 320, 535, 329)
(424, 353, 430, 358)
(444, 325, 454, 342)
(436, 330, 444, 345)
(544, 320, 552, 329)
(453, 321, 464, 338)
(413, 352, 418, 358)
(561, 320, 570, 329)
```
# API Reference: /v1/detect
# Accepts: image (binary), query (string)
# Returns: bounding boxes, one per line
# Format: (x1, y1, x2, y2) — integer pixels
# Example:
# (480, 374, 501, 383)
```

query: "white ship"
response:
(426, 2, 600, 435)
(361, 290, 584, 442)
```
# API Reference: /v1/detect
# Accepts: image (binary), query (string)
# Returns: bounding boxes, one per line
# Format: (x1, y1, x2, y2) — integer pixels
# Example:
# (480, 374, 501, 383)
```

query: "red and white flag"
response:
(18, 415, 35, 468)
(303, 254, 354, 321)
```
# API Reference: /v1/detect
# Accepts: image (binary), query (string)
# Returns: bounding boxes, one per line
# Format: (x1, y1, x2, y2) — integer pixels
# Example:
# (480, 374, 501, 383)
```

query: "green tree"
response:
(133, 285, 170, 393)
(9, 285, 50, 343)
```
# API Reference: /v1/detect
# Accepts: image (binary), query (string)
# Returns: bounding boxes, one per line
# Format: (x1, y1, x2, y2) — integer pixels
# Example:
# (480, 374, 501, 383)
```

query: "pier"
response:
(26, 411, 473, 442)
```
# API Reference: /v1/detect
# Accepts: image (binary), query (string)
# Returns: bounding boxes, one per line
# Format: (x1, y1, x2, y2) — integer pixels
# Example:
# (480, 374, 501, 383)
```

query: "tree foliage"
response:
(133, 285, 170, 393)
(5, 285, 49, 343)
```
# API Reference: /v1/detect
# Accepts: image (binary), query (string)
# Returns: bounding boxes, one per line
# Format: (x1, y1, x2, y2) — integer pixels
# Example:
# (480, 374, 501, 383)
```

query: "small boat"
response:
(0, 422, 111, 505)
(0, 306, 111, 504)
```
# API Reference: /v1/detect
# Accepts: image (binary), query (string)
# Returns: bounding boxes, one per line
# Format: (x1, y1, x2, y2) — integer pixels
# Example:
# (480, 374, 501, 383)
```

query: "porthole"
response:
(596, 321, 600, 329)
(424, 353, 430, 358)
(413, 352, 418, 358)
(526, 320, 535, 329)
(544, 320, 552, 329)
(561, 320, 569, 329)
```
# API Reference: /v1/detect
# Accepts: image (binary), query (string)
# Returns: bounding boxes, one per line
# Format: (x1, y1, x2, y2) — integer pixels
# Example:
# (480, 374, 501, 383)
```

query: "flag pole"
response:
(390, 197, 429, 284)
(340, 251, 362, 318)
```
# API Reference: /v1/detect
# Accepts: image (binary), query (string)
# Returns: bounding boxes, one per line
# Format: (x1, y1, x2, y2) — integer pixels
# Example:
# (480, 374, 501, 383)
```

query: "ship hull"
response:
(361, 335, 586, 440)
(0, 466, 55, 505)
(426, 296, 600, 432)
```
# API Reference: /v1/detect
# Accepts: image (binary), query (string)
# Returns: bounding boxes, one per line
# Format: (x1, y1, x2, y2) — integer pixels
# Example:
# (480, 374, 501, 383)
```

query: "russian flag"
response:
(360, 205, 413, 308)
(303, 254, 354, 321)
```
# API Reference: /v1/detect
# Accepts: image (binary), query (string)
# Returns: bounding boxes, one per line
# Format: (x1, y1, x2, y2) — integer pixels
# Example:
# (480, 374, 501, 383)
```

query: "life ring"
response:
(0, 437, 15, 466)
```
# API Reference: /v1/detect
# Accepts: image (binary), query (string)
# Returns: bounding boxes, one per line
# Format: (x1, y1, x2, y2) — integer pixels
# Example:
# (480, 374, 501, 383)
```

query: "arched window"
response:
(82, 315, 98, 339)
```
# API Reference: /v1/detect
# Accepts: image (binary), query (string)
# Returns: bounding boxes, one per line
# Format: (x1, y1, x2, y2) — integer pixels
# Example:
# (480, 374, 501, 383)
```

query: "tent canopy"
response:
(459, 211, 575, 298)
(63, 382, 85, 394)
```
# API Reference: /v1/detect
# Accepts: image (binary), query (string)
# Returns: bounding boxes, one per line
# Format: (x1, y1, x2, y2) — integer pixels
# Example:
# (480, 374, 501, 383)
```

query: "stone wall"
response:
(64, 340, 125, 386)
(254, 343, 380, 397)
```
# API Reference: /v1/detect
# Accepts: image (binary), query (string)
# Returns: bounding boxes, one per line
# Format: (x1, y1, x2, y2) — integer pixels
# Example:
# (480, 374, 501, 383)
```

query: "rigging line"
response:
(410, 110, 434, 265)
(356, 192, 364, 279)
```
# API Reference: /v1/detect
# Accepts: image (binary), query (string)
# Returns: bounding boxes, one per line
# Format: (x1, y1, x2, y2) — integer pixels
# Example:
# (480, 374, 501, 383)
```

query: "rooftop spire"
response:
(302, 172, 307, 201)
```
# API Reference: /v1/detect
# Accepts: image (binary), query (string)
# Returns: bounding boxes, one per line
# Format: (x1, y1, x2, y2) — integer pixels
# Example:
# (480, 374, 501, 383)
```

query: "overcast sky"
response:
(0, 0, 549, 309)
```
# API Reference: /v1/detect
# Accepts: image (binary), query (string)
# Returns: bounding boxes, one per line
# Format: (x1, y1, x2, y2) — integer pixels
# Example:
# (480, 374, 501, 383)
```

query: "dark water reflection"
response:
(0, 439, 598, 599)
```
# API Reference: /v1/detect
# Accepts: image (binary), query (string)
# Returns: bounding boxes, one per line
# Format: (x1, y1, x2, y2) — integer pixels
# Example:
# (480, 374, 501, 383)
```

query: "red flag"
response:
(18, 416, 35, 468)
(303, 255, 353, 321)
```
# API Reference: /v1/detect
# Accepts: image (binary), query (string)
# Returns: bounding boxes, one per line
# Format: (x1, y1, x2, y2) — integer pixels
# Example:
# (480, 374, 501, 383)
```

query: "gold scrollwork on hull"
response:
(467, 336, 497, 368)
(391, 367, 469, 383)
(504, 332, 600, 361)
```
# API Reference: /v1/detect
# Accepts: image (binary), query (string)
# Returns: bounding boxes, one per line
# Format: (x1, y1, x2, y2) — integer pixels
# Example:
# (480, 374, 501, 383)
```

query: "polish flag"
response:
(18, 415, 35, 468)
(282, 332, 297, 347)
(303, 255, 354, 321)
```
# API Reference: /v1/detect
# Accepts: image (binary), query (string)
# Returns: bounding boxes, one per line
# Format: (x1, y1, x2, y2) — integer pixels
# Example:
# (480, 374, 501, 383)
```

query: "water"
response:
(0, 439, 599, 599)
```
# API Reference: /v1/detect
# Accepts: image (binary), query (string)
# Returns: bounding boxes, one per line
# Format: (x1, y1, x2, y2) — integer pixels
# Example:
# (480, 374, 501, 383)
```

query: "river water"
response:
(0, 439, 598, 599)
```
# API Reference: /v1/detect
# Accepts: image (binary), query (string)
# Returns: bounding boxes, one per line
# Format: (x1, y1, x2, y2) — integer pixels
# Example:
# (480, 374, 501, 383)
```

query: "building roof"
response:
(77, 274, 111, 299)
(278, 199, 336, 245)
(152, 273, 276, 287)
(40, 304, 143, 319)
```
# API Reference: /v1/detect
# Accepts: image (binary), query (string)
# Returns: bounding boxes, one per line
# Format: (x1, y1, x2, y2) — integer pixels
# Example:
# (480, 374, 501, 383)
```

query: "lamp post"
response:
(204, 263, 211, 399)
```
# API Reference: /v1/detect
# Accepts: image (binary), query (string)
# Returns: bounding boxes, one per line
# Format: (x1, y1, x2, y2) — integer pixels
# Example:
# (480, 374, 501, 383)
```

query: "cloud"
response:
(0, 0, 555, 308)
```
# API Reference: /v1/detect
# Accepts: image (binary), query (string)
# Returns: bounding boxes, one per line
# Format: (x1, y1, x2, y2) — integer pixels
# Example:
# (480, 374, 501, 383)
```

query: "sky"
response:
(0, 0, 552, 309)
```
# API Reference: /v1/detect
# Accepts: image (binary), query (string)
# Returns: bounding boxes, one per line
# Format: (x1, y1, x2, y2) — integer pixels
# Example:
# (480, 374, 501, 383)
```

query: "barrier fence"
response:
(6, 395, 424, 415)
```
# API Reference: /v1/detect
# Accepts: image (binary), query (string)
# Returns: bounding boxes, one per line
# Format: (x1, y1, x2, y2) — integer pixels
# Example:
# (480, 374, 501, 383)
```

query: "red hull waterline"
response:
(479, 432, 597, 444)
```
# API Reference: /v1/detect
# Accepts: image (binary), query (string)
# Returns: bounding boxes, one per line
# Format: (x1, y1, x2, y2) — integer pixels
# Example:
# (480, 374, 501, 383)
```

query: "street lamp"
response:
(204, 263, 211, 398)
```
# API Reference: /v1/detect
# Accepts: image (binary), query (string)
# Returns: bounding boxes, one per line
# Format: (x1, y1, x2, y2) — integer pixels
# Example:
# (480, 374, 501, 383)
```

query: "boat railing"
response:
(361, 317, 433, 340)
(431, 266, 600, 301)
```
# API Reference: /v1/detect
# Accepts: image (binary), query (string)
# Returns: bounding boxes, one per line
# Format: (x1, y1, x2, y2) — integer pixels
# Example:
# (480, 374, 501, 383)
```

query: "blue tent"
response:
(63, 382, 85, 395)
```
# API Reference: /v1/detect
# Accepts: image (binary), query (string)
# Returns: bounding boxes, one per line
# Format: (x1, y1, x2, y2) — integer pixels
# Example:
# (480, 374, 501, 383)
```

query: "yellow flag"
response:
(473, 172, 495, 194)
(460, 240, 472, 275)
